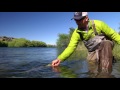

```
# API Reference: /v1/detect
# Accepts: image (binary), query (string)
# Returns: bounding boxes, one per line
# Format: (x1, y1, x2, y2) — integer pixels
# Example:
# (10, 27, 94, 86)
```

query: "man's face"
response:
(74, 16, 88, 28)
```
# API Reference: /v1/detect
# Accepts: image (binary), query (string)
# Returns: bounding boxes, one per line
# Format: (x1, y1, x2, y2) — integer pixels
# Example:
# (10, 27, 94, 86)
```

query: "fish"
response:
(46, 63, 52, 67)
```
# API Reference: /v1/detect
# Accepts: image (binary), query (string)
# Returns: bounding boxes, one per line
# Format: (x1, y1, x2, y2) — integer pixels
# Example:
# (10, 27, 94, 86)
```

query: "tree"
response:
(56, 33, 69, 48)
(56, 27, 75, 48)
(68, 27, 75, 39)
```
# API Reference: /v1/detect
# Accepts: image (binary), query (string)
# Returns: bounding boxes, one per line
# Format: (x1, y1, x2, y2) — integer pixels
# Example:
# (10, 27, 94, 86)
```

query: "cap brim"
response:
(71, 16, 84, 20)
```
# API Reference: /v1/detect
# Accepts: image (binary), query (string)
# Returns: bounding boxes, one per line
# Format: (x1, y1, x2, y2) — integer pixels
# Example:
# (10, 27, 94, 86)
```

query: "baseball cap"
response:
(71, 12, 88, 20)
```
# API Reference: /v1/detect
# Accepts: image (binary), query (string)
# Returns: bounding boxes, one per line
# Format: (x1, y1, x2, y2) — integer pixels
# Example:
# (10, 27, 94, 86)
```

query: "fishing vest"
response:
(79, 20, 108, 52)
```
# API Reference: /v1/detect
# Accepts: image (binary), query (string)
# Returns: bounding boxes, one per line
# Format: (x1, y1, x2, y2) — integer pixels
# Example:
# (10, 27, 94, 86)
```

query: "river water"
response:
(0, 47, 120, 78)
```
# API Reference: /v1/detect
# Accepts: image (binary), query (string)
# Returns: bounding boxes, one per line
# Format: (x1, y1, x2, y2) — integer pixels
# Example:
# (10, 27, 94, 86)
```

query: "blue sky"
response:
(0, 12, 120, 45)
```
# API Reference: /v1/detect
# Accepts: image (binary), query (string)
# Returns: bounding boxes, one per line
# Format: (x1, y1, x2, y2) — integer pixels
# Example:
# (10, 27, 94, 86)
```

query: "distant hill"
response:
(0, 36, 15, 41)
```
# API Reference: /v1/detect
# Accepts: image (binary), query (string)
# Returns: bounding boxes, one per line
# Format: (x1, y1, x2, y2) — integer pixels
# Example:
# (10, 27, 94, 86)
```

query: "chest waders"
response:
(79, 20, 114, 77)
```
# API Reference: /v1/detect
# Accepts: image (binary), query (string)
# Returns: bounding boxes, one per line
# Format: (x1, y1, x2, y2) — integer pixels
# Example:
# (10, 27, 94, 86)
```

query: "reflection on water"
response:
(52, 66, 78, 78)
(0, 47, 120, 78)
(52, 60, 116, 78)
(59, 60, 119, 78)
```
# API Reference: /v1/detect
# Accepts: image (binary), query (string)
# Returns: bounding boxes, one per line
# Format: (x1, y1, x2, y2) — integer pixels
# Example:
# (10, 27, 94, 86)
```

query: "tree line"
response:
(0, 37, 56, 47)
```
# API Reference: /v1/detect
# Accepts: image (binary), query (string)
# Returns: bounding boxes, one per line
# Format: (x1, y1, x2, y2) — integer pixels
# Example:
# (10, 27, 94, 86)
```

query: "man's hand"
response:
(51, 59, 61, 67)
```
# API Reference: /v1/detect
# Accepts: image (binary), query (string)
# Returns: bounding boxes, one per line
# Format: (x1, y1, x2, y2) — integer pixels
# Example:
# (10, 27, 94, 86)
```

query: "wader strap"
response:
(95, 49, 99, 62)
(79, 20, 98, 41)
(92, 20, 98, 35)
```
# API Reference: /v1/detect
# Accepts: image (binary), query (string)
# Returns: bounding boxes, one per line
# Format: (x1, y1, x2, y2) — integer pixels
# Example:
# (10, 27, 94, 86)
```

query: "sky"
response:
(0, 12, 120, 45)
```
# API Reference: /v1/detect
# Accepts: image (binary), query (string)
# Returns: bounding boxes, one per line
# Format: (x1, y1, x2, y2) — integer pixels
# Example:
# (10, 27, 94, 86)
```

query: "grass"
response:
(113, 43, 120, 60)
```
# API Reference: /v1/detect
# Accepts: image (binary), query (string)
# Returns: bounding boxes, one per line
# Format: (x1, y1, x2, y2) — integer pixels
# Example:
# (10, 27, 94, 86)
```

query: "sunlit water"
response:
(0, 47, 120, 78)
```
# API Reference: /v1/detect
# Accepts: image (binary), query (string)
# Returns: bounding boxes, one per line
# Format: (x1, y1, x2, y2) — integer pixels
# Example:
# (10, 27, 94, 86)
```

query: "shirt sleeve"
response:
(97, 20, 120, 44)
(57, 30, 80, 61)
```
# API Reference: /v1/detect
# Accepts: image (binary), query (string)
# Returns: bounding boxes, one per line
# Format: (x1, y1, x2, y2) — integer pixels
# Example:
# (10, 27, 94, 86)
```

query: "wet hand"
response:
(51, 59, 61, 67)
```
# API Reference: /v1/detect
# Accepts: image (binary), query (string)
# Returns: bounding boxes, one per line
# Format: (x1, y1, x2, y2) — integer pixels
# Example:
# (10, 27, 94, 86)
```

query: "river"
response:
(0, 47, 120, 78)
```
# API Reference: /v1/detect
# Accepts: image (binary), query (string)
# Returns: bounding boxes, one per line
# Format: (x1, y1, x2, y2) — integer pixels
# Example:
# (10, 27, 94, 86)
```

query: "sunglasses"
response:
(74, 16, 86, 21)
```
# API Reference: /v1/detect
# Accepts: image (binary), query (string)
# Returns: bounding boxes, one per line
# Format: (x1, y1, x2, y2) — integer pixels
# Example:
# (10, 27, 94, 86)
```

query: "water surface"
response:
(0, 47, 120, 78)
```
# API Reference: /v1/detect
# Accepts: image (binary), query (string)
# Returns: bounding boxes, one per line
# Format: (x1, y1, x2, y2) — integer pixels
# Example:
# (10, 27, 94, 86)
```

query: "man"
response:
(51, 12, 120, 75)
